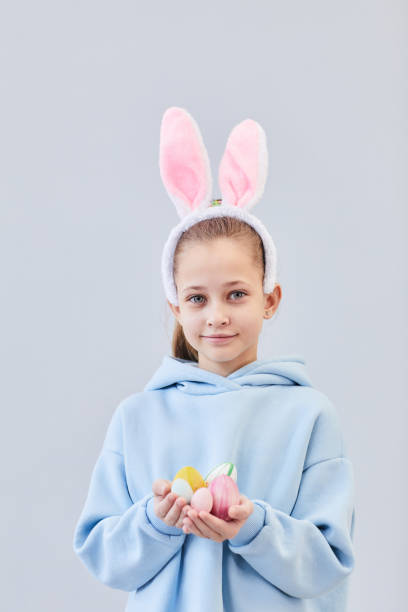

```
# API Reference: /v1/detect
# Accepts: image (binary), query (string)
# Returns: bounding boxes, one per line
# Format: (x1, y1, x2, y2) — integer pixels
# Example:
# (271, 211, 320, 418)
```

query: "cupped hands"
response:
(152, 478, 254, 543)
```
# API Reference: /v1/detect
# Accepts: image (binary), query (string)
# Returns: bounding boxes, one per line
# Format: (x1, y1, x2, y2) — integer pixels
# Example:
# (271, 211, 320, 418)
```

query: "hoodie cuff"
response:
(228, 502, 266, 547)
(145, 495, 185, 536)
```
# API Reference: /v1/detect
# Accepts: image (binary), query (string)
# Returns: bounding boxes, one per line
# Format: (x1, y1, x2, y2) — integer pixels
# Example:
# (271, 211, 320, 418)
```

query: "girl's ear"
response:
(218, 118, 268, 210)
(159, 107, 213, 219)
(167, 299, 181, 319)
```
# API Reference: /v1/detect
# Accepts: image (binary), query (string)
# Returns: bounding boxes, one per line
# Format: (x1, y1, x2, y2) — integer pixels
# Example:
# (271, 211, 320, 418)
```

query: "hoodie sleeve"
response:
(72, 402, 186, 592)
(227, 400, 356, 599)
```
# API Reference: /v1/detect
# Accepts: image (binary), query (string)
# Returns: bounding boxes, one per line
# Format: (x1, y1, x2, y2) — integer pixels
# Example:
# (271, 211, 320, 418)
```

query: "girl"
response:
(73, 107, 356, 611)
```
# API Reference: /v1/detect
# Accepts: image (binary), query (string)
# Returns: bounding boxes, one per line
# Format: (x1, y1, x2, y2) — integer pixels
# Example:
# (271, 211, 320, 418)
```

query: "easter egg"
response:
(173, 466, 205, 492)
(205, 462, 237, 485)
(209, 475, 240, 521)
(171, 478, 194, 503)
(191, 487, 213, 513)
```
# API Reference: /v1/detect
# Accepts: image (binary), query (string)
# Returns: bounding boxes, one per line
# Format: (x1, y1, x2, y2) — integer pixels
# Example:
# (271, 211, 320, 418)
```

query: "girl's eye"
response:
(188, 291, 247, 304)
(231, 291, 246, 299)
(189, 295, 205, 304)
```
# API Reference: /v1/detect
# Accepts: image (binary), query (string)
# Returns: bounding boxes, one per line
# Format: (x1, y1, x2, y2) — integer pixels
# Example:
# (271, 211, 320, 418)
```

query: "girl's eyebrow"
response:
(182, 280, 249, 294)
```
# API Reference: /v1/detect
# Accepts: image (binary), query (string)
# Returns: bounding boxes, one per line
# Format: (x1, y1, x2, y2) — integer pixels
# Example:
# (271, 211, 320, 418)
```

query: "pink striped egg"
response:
(209, 475, 240, 521)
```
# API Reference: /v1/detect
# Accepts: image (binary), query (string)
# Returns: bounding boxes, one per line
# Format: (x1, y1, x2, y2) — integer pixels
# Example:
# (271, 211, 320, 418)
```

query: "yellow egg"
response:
(173, 466, 205, 492)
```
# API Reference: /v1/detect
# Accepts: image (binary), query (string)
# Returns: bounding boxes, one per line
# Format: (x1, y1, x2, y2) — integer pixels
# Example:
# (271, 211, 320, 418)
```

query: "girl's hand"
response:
(152, 478, 189, 528)
(182, 494, 254, 543)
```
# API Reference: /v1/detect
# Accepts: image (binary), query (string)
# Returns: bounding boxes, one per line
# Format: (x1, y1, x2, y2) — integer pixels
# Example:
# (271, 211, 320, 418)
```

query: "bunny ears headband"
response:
(159, 107, 278, 306)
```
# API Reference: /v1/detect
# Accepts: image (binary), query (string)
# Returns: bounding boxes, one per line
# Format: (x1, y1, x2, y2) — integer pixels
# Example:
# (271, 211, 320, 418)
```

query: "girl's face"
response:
(168, 237, 281, 377)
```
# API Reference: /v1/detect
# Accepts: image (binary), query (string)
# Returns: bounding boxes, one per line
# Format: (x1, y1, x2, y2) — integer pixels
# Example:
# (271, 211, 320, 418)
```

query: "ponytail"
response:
(171, 320, 198, 362)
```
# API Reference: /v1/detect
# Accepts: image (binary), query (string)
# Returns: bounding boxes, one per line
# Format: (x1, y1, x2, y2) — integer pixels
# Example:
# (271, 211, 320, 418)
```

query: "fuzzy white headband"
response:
(159, 107, 278, 306)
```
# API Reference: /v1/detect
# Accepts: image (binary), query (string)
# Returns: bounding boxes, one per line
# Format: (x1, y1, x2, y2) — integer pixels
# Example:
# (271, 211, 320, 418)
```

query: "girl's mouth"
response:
(201, 334, 238, 344)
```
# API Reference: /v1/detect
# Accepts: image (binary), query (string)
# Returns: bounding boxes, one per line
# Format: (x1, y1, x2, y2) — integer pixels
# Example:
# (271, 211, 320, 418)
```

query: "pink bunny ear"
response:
(159, 107, 213, 218)
(218, 118, 268, 210)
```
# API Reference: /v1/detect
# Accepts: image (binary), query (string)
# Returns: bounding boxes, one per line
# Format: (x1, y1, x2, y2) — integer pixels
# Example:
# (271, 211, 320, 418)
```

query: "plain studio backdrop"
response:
(1, 1, 406, 610)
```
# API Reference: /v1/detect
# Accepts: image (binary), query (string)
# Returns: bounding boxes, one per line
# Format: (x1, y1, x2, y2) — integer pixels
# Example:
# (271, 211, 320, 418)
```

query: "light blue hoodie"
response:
(73, 354, 356, 611)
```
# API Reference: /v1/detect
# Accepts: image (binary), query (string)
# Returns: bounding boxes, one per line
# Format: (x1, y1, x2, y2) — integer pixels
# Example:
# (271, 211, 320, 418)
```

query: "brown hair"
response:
(169, 215, 266, 362)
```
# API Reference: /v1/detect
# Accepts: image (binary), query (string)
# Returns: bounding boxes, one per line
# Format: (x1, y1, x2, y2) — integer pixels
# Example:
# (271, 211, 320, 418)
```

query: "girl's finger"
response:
(229, 496, 253, 519)
(187, 511, 219, 539)
(175, 501, 189, 528)
(197, 511, 227, 536)
(157, 492, 176, 518)
(152, 479, 171, 497)
(183, 515, 209, 539)
(228, 505, 247, 519)
(164, 496, 186, 526)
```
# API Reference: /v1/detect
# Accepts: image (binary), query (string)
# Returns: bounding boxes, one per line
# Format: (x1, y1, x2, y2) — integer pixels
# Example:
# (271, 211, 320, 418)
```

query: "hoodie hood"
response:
(144, 354, 313, 395)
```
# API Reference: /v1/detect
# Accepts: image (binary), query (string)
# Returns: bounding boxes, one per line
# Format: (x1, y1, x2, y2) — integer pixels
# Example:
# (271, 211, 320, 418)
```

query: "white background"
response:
(1, 1, 407, 610)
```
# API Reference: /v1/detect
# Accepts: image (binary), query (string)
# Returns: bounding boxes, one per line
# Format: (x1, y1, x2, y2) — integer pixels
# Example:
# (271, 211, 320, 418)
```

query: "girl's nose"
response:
(207, 310, 230, 327)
